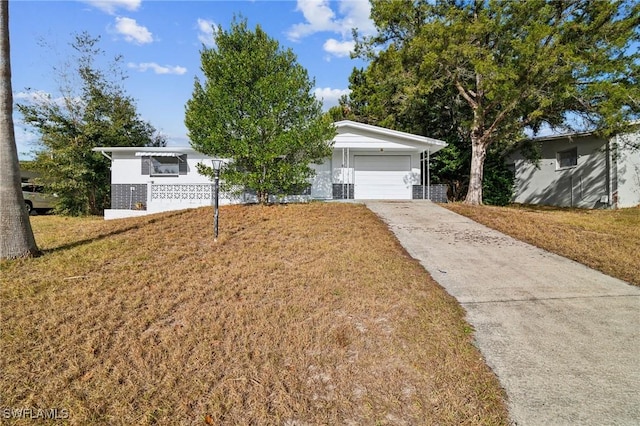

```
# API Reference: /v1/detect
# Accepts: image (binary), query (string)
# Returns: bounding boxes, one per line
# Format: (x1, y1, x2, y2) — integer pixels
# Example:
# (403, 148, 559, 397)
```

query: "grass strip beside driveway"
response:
(445, 203, 640, 286)
(1, 203, 507, 425)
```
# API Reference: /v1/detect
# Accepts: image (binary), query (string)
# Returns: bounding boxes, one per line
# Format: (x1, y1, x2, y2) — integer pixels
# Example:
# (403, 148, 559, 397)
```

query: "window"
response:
(150, 156, 179, 176)
(557, 147, 577, 169)
(139, 153, 187, 176)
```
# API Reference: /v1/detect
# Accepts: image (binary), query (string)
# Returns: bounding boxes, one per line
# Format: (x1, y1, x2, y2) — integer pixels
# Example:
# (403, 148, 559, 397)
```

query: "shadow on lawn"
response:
(42, 210, 190, 255)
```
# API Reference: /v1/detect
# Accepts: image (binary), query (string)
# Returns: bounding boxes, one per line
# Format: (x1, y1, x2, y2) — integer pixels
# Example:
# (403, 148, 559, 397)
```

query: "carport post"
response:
(427, 149, 430, 201)
(422, 149, 431, 200)
(422, 150, 426, 200)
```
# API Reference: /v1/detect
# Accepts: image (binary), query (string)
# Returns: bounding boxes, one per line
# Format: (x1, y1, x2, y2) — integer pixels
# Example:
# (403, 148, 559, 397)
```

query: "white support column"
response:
(422, 151, 426, 200)
(342, 148, 346, 199)
(427, 149, 431, 201)
(347, 147, 350, 198)
(146, 181, 153, 210)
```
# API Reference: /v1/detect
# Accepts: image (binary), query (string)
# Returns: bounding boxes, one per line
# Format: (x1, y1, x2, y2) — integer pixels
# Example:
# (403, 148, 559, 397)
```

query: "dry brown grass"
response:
(445, 203, 640, 286)
(1, 203, 508, 425)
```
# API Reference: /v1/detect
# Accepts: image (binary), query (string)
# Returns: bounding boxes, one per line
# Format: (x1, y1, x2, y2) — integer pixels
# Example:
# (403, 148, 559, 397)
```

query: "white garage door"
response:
(354, 155, 411, 199)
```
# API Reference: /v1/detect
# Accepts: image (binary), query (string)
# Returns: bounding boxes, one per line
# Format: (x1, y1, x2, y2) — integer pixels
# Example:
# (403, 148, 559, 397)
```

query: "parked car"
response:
(22, 183, 56, 214)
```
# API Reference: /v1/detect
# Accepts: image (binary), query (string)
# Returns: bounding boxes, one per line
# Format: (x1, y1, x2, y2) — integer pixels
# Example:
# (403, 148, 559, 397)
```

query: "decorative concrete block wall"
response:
(412, 184, 448, 202)
(332, 184, 354, 199)
(111, 184, 147, 209)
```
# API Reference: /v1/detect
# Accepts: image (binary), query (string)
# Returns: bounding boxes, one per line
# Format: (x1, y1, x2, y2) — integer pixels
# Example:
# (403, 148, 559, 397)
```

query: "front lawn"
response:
(1, 203, 508, 425)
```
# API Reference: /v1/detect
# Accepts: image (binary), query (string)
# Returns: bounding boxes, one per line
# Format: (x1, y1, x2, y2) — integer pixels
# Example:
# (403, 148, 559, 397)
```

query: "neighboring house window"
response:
(557, 147, 577, 170)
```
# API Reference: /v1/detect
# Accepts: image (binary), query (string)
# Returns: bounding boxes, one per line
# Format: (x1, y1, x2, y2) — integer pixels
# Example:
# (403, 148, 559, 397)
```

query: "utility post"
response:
(212, 159, 223, 241)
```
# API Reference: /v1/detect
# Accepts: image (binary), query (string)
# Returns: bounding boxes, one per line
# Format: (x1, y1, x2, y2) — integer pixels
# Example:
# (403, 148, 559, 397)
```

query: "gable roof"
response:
(526, 121, 640, 144)
(333, 120, 447, 153)
(93, 121, 448, 156)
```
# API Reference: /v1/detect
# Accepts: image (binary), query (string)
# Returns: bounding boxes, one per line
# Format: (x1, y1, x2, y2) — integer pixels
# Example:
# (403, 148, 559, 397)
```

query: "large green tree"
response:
(356, 0, 640, 204)
(330, 49, 514, 204)
(0, 0, 39, 259)
(185, 19, 335, 204)
(18, 33, 165, 216)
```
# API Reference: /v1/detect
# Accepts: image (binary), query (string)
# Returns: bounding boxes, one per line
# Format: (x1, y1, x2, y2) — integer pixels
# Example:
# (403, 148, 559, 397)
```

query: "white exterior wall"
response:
(615, 132, 640, 208)
(309, 160, 333, 199)
(98, 121, 447, 218)
(512, 136, 610, 208)
(110, 151, 212, 184)
(105, 148, 426, 219)
(105, 150, 238, 219)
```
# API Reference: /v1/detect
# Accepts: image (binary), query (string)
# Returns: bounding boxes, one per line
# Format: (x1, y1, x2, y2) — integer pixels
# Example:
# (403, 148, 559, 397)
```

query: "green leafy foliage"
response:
(482, 156, 515, 207)
(17, 33, 165, 216)
(332, 48, 515, 204)
(185, 19, 335, 204)
(352, 0, 640, 204)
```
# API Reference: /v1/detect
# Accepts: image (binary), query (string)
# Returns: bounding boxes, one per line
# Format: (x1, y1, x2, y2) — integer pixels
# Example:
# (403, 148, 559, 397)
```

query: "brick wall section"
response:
(111, 184, 148, 209)
(412, 184, 448, 202)
(332, 184, 354, 199)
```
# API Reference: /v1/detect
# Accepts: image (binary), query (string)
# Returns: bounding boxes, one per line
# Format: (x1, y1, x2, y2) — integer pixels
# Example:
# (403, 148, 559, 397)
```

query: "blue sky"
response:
(11, 0, 376, 159)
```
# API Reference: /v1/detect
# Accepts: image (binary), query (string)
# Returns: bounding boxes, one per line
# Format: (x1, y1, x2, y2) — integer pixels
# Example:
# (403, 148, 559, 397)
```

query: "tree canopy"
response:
(18, 32, 165, 216)
(185, 19, 335, 204)
(352, 0, 640, 204)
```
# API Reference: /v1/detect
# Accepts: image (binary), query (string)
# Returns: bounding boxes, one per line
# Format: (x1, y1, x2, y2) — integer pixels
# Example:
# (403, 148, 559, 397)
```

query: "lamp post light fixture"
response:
(212, 159, 223, 241)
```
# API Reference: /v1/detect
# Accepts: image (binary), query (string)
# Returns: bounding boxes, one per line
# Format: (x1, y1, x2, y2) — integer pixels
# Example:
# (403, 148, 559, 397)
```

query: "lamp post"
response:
(212, 159, 222, 241)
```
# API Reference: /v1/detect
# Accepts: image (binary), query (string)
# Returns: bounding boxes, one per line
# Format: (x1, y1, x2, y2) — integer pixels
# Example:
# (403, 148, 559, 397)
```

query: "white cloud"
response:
(288, 0, 374, 58)
(81, 0, 141, 15)
(197, 18, 216, 47)
(14, 90, 75, 108)
(323, 38, 355, 57)
(337, 0, 376, 36)
(128, 62, 187, 75)
(14, 90, 52, 104)
(114, 17, 153, 44)
(314, 87, 350, 110)
(288, 0, 338, 41)
(288, 0, 374, 40)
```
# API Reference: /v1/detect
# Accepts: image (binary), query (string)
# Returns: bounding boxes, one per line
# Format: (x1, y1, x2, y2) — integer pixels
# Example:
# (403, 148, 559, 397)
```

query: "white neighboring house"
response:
(93, 120, 447, 219)
(510, 129, 640, 209)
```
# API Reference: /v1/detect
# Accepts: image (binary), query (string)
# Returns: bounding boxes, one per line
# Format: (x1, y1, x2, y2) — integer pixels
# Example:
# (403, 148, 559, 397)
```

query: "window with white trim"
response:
(556, 147, 577, 170)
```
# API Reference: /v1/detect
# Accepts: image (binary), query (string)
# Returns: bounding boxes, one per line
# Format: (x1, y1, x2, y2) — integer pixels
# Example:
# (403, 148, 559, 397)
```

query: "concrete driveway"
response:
(365, 200, 640, 426)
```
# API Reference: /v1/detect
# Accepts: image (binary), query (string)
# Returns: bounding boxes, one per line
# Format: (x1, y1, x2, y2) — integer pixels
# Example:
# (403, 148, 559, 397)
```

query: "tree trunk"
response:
(258, 191, 268, 205)
(0, 0, 39, 259)
(258, 164, 268, 204)
(464, 136, 487, 205)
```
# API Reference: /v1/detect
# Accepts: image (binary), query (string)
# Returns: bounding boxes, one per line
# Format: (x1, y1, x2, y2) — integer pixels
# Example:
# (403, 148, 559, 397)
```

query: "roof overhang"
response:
(528, 131, 596, 143)
(134, 152, 182, 157)
(332, 120, 447, 153)
(92, 122, 448, 158)
(92, 147, 196, 154)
